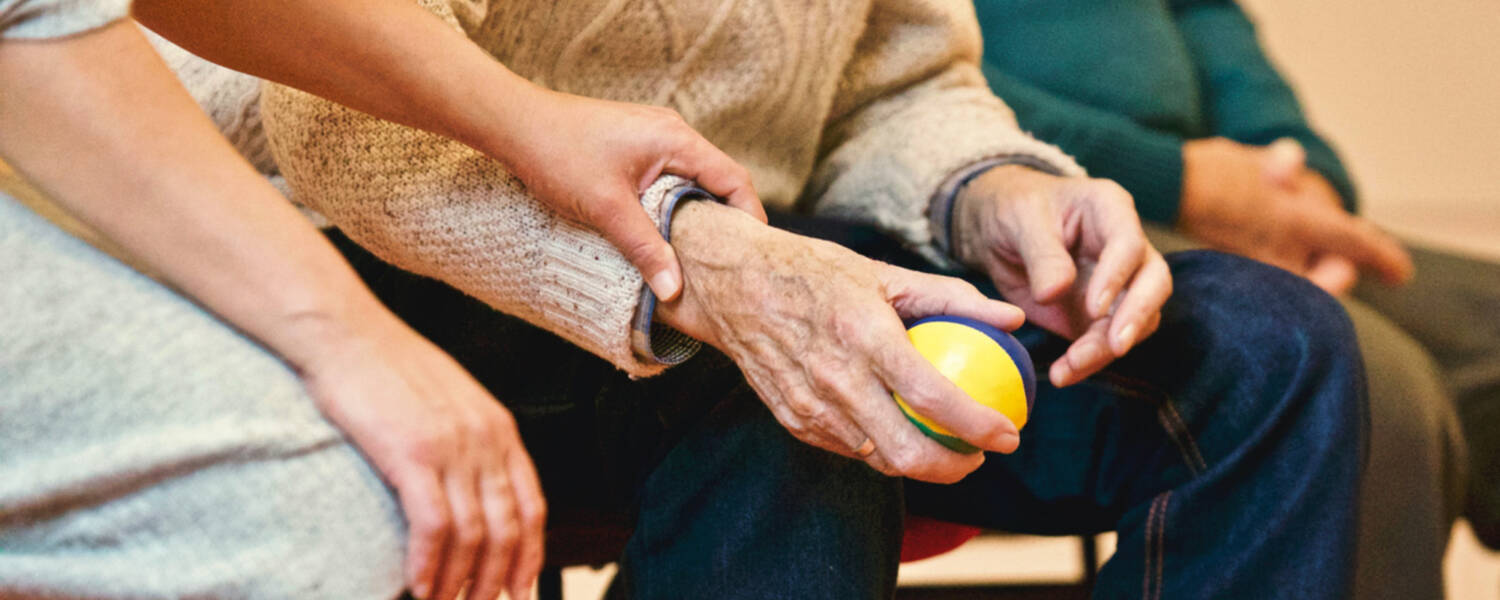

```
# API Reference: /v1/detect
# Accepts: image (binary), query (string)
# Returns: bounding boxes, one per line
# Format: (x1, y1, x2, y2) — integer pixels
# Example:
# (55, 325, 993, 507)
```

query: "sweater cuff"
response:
(1080, 129, 1186, 226)
(928, 155, 1065, 259)
(629, 183, 716, 366)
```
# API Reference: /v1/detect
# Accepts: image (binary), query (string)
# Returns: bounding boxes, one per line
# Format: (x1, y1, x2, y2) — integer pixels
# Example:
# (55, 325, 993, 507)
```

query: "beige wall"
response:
(1238, 0, 1500, 259)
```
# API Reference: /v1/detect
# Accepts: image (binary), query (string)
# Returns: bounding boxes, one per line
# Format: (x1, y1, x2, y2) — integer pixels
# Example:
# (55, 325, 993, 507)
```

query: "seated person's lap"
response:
(328, 208, 1366, 598)
(0, 196, 407, 598)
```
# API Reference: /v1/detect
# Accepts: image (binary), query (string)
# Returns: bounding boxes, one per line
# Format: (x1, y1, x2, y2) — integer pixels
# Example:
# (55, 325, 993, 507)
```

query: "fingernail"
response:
(1094, 288, 1117, 316)
(1115, 323, 1138, 353)
(998, 432, 1020, 453)
(650, 270, 681, 301)
(412, 583, 430, 600)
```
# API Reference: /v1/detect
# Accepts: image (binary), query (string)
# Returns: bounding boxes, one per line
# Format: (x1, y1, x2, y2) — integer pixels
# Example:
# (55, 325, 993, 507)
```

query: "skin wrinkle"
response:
(660, 202, 1002, 480)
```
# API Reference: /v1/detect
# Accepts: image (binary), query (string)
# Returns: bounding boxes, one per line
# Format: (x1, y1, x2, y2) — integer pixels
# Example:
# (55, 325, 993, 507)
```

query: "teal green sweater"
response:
(974, 0, 1356, 225)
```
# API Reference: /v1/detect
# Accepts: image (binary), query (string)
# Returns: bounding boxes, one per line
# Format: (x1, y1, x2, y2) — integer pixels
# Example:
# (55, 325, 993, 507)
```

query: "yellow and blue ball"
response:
(895, 316, 1036, 453)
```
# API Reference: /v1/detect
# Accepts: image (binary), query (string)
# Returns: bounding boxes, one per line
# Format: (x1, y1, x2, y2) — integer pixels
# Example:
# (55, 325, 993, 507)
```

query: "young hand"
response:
(1179, 137, 1412, 295)
(284, 314, 546, 600)
(498, 89, 766, 301)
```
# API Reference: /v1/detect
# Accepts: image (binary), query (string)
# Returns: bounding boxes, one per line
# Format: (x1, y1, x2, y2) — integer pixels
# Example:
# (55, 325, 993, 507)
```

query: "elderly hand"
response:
(1179, 137, 1412, 295)
(951, 165, 1172, 388)
(501, 89, 766, 302)
(284, 313, 546, 600)
(656, 202, 1026, 483)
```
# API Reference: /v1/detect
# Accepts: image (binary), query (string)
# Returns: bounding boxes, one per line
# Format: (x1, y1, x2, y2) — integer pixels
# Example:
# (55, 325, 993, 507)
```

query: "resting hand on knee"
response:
(287, 313, 546, 600)
(1179, 137, 1412, 295)
(656, 202, 1025, 483)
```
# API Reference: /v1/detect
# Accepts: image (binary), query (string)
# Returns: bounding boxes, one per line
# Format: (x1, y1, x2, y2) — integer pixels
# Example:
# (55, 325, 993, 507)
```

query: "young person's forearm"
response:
(132, 0, 539, 167)
(0, 22, 397, 367)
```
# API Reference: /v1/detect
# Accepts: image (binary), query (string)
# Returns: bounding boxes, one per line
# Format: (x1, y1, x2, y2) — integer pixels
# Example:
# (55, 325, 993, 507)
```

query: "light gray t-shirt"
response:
(1, 0, 130, 39)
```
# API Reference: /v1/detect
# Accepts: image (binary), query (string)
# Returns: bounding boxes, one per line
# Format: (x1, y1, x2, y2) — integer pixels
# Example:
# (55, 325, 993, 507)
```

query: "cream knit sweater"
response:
(262, 0, 1084, 377)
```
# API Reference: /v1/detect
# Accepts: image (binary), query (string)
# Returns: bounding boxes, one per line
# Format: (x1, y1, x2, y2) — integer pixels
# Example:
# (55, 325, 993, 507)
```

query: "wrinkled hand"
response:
(1180, 137, 1412, 295)
(951, 165, 1172, 388)
(501, 89, 766, 301)
(286, 314, 546, 600)
(656, 202, 1025, 483)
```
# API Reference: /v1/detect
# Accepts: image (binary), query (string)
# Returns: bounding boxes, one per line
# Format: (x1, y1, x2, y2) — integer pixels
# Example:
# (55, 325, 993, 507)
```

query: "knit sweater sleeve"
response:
(259, 1, 693, 378)
(802, 0, 1084, 267)
(1171, 0, 1358, 211)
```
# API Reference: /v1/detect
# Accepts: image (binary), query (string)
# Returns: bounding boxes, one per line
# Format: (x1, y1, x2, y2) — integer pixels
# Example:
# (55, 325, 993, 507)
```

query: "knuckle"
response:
(832, 313, 880, 349)
(898, 385, 939, 414)
(1101, 179, 1131, 199)
(522, 504, 548, 531)
(460, 415, 494, 440)
(623, 236, 663, 266)
(415, 510, 454, 541)
(781, 416, 812, 440)
(806, 409, 842, 437)
(455, 516, 486, 547)
(494, 527, 520, 552)
(489, 407, 518, 434)
(647, 106, 686, 128)
(944, 276, 983, 299)
(404, 430, 457, 466)
(1084, 178, 1132, 204)
(804, 363, 847, 403)
(578, 189, 621, 222)
(885, 448, 921, 477)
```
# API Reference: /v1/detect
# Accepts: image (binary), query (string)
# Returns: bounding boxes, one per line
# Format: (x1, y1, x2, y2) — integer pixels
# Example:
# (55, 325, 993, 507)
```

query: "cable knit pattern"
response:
(262, 0, 1083, 376)
(265, 70, 683, 375)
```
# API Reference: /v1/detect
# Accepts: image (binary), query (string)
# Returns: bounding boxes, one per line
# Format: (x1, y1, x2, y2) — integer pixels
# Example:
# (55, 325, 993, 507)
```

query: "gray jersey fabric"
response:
(0, 193, 408, 598)
(2, 5, 407, 593)
(1, 0, 130, 39)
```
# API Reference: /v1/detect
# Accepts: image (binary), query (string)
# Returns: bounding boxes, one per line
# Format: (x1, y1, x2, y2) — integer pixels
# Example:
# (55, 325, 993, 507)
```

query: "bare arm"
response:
(132, 0, 526, 165)
(132, 0, 763, 301)
(0, 22, 541, 600)
(0, 22, 369, 350)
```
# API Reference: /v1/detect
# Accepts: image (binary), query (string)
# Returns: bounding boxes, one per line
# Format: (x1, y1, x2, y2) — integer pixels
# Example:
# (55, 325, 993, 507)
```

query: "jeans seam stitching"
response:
(1159, 400, 1208, 472)
(1143, 492, 1163, 600)
(1153, 491, 1172, 600)
(1098, 372, 1209, 475)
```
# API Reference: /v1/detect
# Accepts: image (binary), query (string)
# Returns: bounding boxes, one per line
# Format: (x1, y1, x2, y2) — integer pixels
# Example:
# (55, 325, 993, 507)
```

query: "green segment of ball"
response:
(894, 316, 1036, 453)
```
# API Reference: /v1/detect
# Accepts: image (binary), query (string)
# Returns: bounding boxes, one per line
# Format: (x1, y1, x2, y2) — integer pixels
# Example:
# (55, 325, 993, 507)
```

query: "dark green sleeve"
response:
(1170, 0, 1358, 212)
(980, 61, 1189, 225)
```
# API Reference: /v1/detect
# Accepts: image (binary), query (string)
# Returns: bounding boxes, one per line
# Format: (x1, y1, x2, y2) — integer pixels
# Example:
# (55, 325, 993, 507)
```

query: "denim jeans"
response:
(329, 211, 1367, 599)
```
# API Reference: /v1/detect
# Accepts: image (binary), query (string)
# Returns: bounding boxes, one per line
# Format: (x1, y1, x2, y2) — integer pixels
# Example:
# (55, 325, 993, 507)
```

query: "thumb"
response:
(596, 203, 685, 301)
(1262, 137, 1306, 186)
(1305, 254, 1360, 296)
(662, 136, 768, 223)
